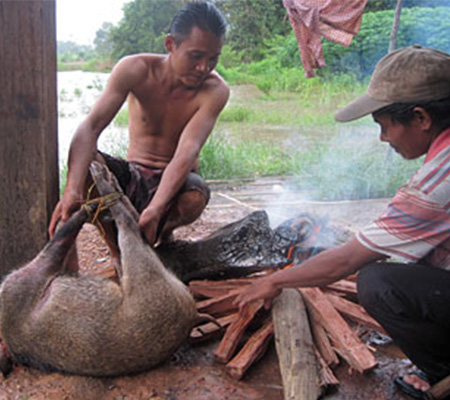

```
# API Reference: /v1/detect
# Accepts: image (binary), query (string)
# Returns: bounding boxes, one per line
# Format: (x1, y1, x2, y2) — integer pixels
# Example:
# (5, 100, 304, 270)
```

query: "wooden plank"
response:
(326, 293, 388, 335)
(323, 279, 357, 296)
(0, 0, 58, 277)
(301, 288, 378, 373)
(214, 300, 262, 364)
(226, 320, 274, 380)
(315, 348, 339, 387)
(190, 313, 238, 343)
(308, 306, 339, 366)
(196, 290, 240, 317)
(272, 289, 321, 400)
(189, 278, 253, 299)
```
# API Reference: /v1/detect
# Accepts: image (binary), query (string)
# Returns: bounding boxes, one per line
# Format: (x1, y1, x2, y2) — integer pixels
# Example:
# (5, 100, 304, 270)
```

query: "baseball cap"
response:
(334, 45, 450, 122)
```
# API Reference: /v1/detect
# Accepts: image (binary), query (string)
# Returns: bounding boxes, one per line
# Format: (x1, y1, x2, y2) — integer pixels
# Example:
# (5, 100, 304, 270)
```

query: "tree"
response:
(110, 0, 183, 61)
(214, 0, 290, 62)
(94, 22, 114, 58)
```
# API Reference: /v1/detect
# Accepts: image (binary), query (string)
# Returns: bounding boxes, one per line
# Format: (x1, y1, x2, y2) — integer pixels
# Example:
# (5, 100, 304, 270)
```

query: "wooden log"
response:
(323, 279, 357, 297)
(226, 320, 274, 380)
(308, 306, 339, 366)
(315, 348, 339, 387)
(325, 293, 388, 335)
(214, 300, 263, 364)
(190, 313, 238, 343)
(429, 375, 450, 400)
(301, 288, 378, 373)
(272, 289, 321, 400)
(196, 290, 240, 317)
(189, 278, 254, 299)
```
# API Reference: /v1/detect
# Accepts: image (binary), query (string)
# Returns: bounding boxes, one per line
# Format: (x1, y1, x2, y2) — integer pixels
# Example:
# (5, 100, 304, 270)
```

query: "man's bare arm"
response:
(234, 237, 385, 309)
(139, 80, 230, 244)
(49, 57, 147, 235)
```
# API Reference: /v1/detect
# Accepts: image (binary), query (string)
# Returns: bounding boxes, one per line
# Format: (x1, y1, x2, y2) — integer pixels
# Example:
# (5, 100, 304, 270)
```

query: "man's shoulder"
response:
(115, 53, 164, 72)
(111, 54, 165, 86)
(201, 71, 230, 99)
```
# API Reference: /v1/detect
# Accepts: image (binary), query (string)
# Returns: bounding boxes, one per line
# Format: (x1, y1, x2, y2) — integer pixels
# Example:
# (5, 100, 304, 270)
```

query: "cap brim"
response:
(334, 94, 392, 122)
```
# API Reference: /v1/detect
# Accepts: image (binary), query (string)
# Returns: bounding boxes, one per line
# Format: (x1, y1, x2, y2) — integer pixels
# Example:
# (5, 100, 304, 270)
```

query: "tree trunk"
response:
(389, 0, 404, 53)
(0, 1, 58, 278)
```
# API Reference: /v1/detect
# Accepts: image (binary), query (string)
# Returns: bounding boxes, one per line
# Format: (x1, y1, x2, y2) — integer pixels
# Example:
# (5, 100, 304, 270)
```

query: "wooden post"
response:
(272, 289, 321, 400)
(0, 1, 58, 278)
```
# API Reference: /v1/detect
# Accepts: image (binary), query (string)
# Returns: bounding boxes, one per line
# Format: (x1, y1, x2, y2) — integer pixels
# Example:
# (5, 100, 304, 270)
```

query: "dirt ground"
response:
(0, 180, 415, 400)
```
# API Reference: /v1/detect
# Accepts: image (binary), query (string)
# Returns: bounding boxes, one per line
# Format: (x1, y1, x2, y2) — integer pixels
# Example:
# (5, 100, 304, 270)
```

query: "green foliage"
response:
(365, 0, 450, 11)
(110, 0, 182, 60)
(57, 41, 95, 63)
(199, 135, 299, 179)
(113, 109, 129, 127)
(275, 6, 450, 79)
(214, 0, 291, 62)
(94, 22, 114, 58)
(199, 132, 420, 200)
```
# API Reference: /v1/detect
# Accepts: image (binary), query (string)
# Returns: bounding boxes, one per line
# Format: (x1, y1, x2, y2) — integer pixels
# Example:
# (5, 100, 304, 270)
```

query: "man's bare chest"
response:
(129, 88, 199, 130)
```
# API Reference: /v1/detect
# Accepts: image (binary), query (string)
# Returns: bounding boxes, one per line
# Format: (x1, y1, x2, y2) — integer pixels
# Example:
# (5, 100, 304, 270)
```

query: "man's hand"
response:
(48, 189, 84, 237)
(138, 206, 163, 246)
(234, 276, 282, 311)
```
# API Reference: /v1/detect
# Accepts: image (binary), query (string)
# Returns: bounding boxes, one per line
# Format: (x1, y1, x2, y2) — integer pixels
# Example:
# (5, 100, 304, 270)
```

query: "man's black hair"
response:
(169, 1, 227, 45)
(373, 97, 450, 133)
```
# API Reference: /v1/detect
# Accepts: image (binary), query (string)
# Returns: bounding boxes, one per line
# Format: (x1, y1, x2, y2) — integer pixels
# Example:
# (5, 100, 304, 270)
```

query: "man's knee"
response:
(176, 190, 208, 221)
(357, 263, 391, 311)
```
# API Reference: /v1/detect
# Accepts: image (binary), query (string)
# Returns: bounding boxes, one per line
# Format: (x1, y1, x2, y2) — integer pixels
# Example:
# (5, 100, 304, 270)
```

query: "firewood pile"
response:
(188, 271, 388, 390)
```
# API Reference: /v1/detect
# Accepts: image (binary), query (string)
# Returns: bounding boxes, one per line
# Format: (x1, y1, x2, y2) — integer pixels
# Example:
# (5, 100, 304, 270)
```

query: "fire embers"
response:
(273, 213, 341, 267)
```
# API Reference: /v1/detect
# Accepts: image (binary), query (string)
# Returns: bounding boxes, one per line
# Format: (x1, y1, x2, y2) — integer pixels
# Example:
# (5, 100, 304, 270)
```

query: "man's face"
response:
(166, 27, 224, 88)
(373, 112, 432, 160)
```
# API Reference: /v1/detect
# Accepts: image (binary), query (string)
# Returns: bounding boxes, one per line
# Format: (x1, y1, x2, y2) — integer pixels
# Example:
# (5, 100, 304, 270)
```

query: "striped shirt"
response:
(358, 128, 450, 270)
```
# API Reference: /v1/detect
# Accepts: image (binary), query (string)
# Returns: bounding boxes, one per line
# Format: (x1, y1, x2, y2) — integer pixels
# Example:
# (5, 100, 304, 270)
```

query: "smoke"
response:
(264, 124, 420, 232)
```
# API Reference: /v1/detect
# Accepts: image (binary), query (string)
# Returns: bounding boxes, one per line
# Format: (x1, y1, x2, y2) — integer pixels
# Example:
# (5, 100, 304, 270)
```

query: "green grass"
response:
(58, 72, 419, 201)
(199, 133, 421, 200)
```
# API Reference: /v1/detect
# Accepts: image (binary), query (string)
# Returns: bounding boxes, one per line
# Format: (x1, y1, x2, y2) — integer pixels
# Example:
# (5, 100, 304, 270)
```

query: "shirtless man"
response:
(49, 1, 229, 250)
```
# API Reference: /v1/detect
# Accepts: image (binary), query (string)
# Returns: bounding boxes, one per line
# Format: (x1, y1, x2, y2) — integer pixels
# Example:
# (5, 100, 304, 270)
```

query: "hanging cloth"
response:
(283, 0, 367, 77)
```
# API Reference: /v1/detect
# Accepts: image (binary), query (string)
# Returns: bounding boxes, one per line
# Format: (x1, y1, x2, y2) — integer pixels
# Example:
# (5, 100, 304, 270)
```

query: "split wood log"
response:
(196, 290, 240, 318)
(189, 278, 254, 299)
(226, 320, 274, 380)
(214, 300, 263, 364)
(308, 306, 339, 366)
(301, 288, 378, 373)
(323, 279, 357, 297)
(190, 313, 238, 343)
(429, 374, 450, 400)
(325, 293, 388, 335)
(315, 348, 339, 387)
(272, 289, 321, 400)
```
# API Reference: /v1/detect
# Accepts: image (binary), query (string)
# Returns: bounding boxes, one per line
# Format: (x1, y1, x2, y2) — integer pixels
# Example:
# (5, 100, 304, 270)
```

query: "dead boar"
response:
(0, 168, 201, 377)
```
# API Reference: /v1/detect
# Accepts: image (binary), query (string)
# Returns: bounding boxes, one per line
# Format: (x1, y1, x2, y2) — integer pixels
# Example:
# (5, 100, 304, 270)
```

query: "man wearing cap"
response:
(235, 45, 450, 400)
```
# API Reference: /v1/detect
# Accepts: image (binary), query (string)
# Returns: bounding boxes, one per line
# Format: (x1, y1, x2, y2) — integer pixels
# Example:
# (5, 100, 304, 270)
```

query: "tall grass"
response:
(199, 133, 421, 200)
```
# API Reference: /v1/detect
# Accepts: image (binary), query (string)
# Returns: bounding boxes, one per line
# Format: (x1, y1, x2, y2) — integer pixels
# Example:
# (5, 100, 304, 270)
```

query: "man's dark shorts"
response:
(98, 152, 210, 214)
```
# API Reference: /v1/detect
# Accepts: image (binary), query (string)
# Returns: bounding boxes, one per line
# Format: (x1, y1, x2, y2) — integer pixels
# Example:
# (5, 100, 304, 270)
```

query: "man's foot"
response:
(394, 371, 434, 399)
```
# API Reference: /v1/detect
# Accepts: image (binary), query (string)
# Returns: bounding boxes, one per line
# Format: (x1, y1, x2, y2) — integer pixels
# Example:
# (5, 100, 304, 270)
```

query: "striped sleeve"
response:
(357, 139, 450, 268)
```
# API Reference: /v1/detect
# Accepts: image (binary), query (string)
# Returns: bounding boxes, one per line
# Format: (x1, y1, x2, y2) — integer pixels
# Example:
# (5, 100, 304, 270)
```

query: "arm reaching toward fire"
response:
(234, 237, 384, 310)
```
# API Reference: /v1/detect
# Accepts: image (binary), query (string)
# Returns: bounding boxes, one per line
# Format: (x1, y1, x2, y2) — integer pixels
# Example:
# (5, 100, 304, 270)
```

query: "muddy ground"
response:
(0, 179, 414, 400)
